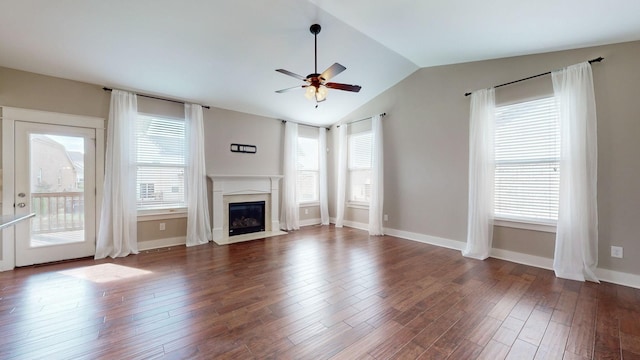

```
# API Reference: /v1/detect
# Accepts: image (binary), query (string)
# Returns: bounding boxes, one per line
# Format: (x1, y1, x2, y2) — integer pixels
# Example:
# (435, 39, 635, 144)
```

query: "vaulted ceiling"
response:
(1, 1, 639, 126)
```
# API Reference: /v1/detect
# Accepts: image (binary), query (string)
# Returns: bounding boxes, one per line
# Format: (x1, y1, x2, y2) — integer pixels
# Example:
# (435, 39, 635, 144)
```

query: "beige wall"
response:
(0, 67, 286, 257)
(4, 40, 639, 277)
(0, 67, 110, 117)
(300, 205, 321, 223)
(333, 40, 640, 276)
(138, 217, 187, 243)
(203, 107, 282, 176)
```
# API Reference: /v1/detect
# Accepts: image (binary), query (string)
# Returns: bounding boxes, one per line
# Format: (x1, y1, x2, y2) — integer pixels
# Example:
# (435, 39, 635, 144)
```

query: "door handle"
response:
(17, 203, 26, 208)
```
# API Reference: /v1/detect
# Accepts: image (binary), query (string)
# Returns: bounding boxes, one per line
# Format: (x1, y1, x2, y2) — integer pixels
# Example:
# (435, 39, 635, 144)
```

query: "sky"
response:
(46, 135, 84, 153)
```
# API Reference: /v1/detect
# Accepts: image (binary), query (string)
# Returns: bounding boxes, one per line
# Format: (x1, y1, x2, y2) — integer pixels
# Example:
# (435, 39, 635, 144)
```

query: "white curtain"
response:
(334, 124, 348, 227)
(319, 128, 330, 225)
(463, 88, 496, 260)
(368, 115, 384, 235)
(95, 90, 139, 259)
(280, 122, 299, 230)
(552, 62, 599, 282)
(185, 103, 212, 247)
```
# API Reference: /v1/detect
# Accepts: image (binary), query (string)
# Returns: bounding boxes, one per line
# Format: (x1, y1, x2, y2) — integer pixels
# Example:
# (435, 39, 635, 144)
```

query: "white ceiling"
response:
(1, 1, 639, 126)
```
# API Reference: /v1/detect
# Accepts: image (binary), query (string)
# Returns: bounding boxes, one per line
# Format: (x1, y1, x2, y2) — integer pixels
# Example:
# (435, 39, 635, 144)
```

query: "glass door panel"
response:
(15, 122, 95, 266)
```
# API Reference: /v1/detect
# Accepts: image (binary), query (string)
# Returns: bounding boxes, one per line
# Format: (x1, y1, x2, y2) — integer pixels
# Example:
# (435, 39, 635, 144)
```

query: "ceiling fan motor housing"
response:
(307, 73, 322, 84)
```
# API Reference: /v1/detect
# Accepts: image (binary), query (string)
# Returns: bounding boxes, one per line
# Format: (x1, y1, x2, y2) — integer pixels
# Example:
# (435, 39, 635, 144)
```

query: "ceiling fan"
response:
(275, 24, 361, 105)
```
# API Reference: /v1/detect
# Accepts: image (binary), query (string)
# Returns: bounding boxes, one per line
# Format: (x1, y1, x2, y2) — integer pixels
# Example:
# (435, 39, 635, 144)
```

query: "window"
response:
(348, 131, 372, 203)
(140, 183, 155, 199)
(136, 114, 186, 210)
(494, 97, 560, 223)
(297, 137, 319, 203)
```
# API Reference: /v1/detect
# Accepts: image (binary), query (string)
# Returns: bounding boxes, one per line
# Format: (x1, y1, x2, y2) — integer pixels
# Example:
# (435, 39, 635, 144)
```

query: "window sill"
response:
(347, 201, 369, 210)
(138, 208, 187, 222)
(494, 218, 556, 233)
(299, 202, 320, 208)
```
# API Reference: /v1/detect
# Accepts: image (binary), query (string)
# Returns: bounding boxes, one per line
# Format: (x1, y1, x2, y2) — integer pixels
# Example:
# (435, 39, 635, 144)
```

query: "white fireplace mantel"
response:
(207, 174, 285, 245)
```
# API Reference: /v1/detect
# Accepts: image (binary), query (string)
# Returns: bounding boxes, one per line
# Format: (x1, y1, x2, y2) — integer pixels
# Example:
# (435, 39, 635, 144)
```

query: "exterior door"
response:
(14, 121, 96, 266)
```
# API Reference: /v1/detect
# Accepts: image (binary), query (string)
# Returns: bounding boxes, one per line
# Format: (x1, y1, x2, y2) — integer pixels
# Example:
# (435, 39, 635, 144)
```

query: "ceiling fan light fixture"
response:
(304, 85, 328, 102)
(304, 86, 316, 100)
(316, 85, 328, 101)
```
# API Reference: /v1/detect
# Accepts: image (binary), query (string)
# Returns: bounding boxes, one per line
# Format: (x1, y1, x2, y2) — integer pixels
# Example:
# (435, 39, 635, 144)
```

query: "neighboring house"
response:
(67, 151, 84, 190)
(136, 116, 186, 207)
(30, 136, 80, 193)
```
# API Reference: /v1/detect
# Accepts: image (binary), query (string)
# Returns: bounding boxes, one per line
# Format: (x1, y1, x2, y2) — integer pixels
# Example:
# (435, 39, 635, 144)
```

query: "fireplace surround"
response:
(208, 174, 285, 245)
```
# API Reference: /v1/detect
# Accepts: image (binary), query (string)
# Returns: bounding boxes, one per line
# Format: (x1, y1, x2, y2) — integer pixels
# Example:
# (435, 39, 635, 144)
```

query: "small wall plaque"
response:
(230, 143, 257, 154)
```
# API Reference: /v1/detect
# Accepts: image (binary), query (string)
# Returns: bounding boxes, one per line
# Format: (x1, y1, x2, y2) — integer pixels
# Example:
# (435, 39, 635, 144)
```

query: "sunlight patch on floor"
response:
(58, 263, 152, 283)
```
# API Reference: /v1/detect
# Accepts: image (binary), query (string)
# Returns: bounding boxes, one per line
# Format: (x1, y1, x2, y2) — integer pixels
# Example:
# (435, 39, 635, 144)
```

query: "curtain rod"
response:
(337, 112, 386, 128)
(281, 119, 330, 130)
(102, 87, 211, 109)
(464, 57, 604, 97)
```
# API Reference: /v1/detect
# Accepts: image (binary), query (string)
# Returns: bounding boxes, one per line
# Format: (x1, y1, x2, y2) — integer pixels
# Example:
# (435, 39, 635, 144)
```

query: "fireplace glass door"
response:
(228, 201, 265, 236)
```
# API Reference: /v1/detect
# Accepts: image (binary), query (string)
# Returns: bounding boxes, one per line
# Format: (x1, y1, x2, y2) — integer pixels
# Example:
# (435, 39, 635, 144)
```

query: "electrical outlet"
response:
(159, 222, 166, 231)
(304, 208, 309, 215)
(383, 214, 388, 221)
(611, 246, 623, 258)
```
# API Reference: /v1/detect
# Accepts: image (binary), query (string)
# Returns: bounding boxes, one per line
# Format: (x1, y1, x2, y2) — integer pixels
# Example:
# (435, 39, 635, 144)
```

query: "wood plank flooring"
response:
(1, 225, 638, 359)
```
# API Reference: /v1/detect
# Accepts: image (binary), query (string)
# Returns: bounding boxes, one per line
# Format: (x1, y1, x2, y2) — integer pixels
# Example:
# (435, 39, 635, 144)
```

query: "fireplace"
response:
(208, 174, 284, 245)
(228, 201, 265, 236)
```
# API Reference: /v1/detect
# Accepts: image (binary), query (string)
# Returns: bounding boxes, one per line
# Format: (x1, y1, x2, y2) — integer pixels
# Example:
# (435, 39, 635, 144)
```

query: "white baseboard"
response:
(595, 268, 640, 289)
(331, 220, 640, 289)
(329, 217, 369, 231)
(489, 247, 640, 289)
(490, 248, 554, 270)
(138, 236, 186, 251)
(343, 220, 368, 231)
(384, 228, 465, 251)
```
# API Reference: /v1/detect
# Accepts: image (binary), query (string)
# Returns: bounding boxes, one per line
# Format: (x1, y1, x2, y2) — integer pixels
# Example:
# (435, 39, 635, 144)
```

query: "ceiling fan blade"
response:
(320, 63, 346, 81)
(326, 82, 362, 92)
(275, 85, 306, 93)
(276, 69, 307, 81)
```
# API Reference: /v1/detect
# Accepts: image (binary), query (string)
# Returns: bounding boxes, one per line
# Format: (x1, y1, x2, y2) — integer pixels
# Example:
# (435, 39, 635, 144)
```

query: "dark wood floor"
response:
(1, 226, 638, 359)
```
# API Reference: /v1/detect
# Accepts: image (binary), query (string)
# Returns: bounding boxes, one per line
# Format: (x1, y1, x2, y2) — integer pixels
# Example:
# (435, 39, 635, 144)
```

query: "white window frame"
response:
(136, 113, 187, 217)
(347, 130, 372, 208)
(296, 136, 320, 205)
(494, 96, 559, 233)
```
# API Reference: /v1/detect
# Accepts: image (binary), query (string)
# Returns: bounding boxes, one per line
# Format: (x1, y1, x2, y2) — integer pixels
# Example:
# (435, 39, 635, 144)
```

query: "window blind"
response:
(349, 132, 372, 169)
(348, 131, 372, 202)
(136, 115, 186, 210)
(495, 97, 559, 222)
(297, 137, 319, 202)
